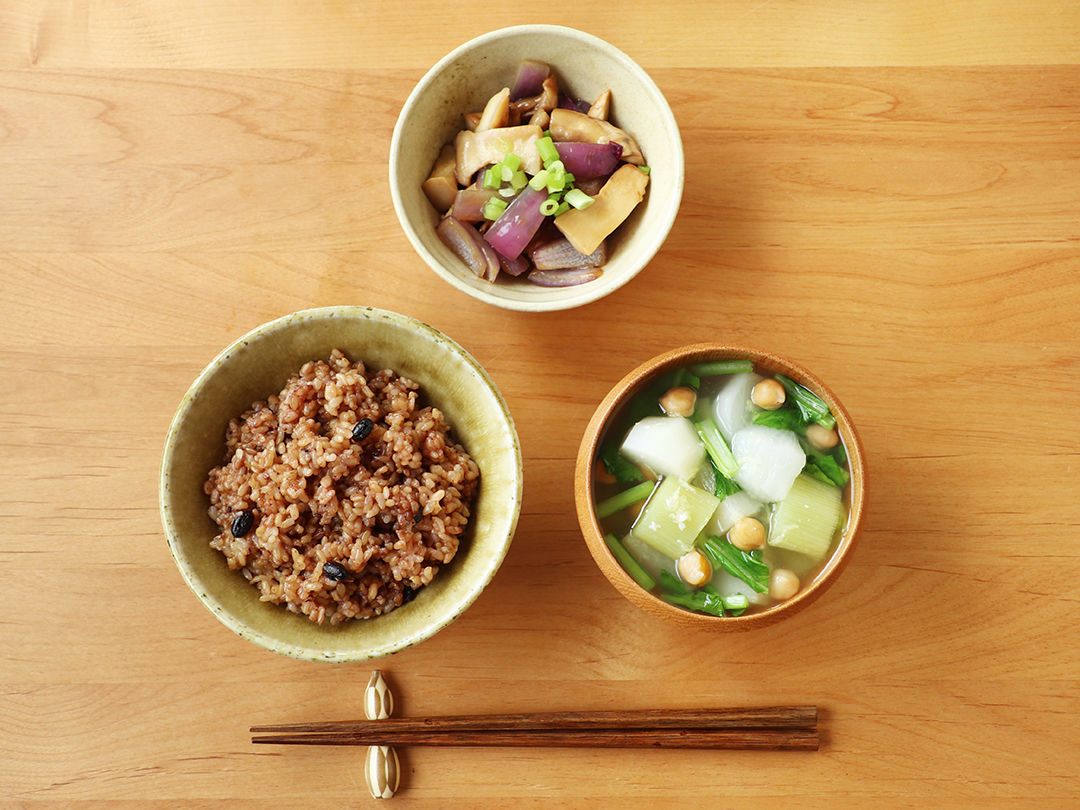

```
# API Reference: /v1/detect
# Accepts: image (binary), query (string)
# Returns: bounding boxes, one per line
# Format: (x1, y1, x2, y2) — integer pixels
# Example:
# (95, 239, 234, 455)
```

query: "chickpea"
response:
(769, 568, 800, 601)
(677, 549, 713, 588)
(727, 517, 766, 551)
(806, 422, 840, 451)
(751, 378, 786, 410)
(660, 386, 697, 418)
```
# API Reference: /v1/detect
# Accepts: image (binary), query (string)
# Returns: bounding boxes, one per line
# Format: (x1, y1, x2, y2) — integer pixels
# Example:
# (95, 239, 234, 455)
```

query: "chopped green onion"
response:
(528, 169, 549, 191)
(502, 153, 522, 171)
(494, 137, 512, 154)
(482, 197, 508, 221)
(564, 188, 595, 210)
(539, 197, 560, 216)
(498, 186, 517, 198)
(483, 168, 500, 189)
(691, 360, 755, 376)
(554, 201, 571, 217)
(776, 373, 836, 429)
(596, 480, 656, 520)
(537, 136, 560, 166)
(699, 536, 770, 593)
(510, 170, 529, 191)
(604, 534, 656, 591)
(639, 165, 651, 174)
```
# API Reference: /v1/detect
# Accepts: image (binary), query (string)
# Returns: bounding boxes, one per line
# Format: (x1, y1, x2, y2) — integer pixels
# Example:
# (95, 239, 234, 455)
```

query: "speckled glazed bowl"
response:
(390, 24, 683, 311)
(575, 344, 866, 631)
(160, 307, 522, 662)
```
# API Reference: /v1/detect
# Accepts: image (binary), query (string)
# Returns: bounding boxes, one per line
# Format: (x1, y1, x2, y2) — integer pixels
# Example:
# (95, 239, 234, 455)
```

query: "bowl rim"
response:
(574, 343, 866, 631)
(159, 305, 523, 662)
(389, 23, 685, 312)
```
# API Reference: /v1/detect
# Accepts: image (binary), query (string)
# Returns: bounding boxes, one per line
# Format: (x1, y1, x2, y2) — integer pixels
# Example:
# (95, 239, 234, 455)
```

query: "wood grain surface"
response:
(2, 2, 1078, 807)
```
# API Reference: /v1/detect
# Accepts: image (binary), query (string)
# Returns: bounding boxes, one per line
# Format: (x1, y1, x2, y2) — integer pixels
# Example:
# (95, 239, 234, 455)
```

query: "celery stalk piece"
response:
(768, 473, 843, 562)
(604, 534, 656, 591)
(631, 476, 721, 560)
(595, 480, 656, 520)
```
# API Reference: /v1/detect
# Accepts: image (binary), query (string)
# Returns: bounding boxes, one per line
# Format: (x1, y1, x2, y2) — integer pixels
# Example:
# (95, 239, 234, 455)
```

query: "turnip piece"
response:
(705, 490, 765, 536)
(527, 266, 603, 287)
(475, 87, 510, 132)
(448, 186, 500, 222)
(529, 237, 606, 270)
(510, 59, 550, 100)
(620, 415, 706, 481)
(554, 163, 648, 256)
(549, 108, 644, 166)
(587, 89, 611, 121)
(622, 532, 678, 584)
(730, 425, 806, 503)
(422, 144, 458, 213)
(454, 124, 543, 185)
(712, 372, 765, 442)
(554, 142, 623, 178)
(482, 184, 548, 260)
(436, 216, 500, 281)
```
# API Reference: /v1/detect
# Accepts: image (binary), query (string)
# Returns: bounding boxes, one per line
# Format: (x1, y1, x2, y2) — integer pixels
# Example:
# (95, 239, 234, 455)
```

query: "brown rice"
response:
(204, 349, 479, 624)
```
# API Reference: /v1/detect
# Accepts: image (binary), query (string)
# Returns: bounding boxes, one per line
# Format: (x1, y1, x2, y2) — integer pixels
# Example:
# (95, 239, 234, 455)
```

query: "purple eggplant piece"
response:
(482, 185, 548, 261)
(553, 142, 624, 178)
(527, 266, 604, 287)
(530, 237, 607, 271)
(436, 216, 500, 281)
(510, 59, 550, 101)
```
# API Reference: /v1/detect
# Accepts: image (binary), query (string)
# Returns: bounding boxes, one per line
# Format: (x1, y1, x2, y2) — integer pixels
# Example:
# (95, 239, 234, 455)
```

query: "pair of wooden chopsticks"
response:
(250, 705, 819, 750)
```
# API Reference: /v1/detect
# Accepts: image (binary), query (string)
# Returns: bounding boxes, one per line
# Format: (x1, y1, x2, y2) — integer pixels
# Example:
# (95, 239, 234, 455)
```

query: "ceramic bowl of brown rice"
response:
(159, 306, 522, 663)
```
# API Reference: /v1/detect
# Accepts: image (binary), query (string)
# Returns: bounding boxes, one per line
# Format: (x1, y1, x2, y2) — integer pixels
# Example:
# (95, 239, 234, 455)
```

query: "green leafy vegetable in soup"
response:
(592, 363, 851, 617)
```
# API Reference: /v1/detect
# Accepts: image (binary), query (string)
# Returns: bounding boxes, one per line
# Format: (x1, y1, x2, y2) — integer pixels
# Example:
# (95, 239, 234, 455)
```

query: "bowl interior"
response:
(575, 344, 866, 631)
(390, 25, 684, 311)
(160, 307, 522, 661)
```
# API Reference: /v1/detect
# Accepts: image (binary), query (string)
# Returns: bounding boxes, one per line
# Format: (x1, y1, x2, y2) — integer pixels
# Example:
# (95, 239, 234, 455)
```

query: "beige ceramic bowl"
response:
(160, 307, 522, 662)
(390, 25, 684, 312)
(575, 344, 866, 631)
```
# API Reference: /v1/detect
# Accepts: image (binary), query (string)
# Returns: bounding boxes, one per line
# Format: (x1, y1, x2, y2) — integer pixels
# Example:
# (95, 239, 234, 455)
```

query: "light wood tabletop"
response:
(3, 2, 1078, 807)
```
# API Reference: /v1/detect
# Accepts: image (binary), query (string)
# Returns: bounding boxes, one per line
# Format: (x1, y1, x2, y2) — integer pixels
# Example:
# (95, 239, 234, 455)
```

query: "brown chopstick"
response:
(250, 706, 818, 751)
(252, 726, 818, 750)
(251, 705, 817, 735)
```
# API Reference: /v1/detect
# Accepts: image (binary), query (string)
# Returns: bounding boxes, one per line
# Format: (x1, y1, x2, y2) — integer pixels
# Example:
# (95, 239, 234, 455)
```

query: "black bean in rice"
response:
(204, 349, 479, 625)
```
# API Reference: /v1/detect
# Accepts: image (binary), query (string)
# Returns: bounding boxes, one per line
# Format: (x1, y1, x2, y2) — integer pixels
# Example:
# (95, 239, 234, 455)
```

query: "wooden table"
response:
(3, 2, 1078, 806)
